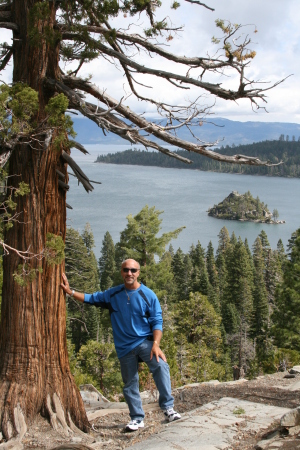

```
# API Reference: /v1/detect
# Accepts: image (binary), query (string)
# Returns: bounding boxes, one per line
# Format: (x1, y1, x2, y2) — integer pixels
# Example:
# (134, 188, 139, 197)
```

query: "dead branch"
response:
(0, 22, 19, 31)
(60, 76, 282, 166)
(46, 78, 194, 163)
(67, 317, 90, 335)
(68, 140, 89, 155)
(184, 0, 215, 11)
(61, 31, 285, 106)
(0, 240, 43, 261)
(0, 47, 13, 71)
(66, 24, 232, 71)
(61, 150, 94, 192)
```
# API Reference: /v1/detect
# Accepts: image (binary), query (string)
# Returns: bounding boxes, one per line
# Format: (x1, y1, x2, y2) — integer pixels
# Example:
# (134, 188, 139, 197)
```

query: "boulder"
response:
(281, 407, 300, 427)
(80, 384, 109, 405)
(289, 365, 300, 374)
(140, 389, 159, 403)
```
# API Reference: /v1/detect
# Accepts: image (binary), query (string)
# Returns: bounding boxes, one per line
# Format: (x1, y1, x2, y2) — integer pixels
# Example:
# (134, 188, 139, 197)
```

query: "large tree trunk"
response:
(0, 0, 89, 441)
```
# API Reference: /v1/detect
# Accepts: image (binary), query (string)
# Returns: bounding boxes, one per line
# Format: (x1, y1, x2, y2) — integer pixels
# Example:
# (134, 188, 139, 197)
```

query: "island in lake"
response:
(207, 191, 285, 224)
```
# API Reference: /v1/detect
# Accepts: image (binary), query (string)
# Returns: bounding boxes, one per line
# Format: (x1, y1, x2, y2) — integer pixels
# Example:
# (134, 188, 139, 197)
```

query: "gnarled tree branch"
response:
(47, 76, 282, 167)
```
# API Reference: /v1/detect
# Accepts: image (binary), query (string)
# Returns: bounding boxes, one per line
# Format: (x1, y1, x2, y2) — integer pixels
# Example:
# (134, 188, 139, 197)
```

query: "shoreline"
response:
(207, 216, 286, 224)
(94, 161, 299, 180)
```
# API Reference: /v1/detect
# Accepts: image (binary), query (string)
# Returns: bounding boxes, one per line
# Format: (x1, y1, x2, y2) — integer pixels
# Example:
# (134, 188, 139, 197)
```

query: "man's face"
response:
(121, 260, 140, 288)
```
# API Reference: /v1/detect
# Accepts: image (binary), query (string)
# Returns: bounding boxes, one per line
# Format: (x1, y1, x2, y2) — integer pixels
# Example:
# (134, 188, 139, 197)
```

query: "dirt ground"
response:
(5, 372, 300, 450)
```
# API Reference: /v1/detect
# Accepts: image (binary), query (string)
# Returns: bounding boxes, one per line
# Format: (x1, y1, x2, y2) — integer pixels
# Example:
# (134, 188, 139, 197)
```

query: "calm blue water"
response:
(66, 145, 299, 258)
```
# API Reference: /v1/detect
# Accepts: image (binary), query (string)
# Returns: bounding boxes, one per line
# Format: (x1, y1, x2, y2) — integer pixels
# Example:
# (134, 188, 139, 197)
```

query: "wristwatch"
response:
(70, 289, 75, 297)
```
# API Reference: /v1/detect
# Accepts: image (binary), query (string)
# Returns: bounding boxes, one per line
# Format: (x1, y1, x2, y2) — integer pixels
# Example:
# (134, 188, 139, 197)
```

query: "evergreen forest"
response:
(95, 139, 300, 178)
(51, 205, 300, 400)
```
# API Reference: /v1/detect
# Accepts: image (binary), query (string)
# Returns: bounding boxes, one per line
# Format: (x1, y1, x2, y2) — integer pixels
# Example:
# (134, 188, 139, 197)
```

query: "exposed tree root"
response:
(45, 393, 94, 442)
(0, 403, 26, 449)
(46, 393, 75, 437)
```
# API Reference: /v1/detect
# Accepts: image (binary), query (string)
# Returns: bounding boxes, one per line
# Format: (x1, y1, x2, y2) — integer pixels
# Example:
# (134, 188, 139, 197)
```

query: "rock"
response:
(254, 429, 282, 449)
(50, 445, 94, 450)
(284, 374, 296, 378)
(80, 384, 110, 412)
(288, 425, 300, 436)
(281, 407, 300, 427)
(140, 389, 159, 403)
(71, 437, 82, 443)
(255, 440, 270, 449)
(289, 366, 300, 374)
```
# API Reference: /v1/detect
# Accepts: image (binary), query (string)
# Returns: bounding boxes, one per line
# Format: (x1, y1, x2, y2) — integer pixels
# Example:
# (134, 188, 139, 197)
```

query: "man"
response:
(61, 258, 181, 432)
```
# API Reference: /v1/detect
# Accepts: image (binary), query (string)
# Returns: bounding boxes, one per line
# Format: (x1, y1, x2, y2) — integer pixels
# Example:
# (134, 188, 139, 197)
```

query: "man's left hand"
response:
(150, 342, 167, 362)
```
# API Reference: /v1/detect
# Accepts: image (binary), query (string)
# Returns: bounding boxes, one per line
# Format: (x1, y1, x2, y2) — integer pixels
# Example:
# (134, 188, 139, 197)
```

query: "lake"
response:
(66, 145, 299, 259)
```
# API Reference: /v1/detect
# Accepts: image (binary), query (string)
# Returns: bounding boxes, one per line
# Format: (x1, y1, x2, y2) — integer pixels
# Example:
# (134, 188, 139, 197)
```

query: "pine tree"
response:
(171, 248, 188, 300)
(222, 239, 254, 368)
(160, 329, 180, 387)
(146, 249, 176, 301)
(272, 229, 300, 351)
(216, 226, 231, 255)
(174, 293, 224, 382)
(77, 341, 122, 398)
(206, 241, 219, 290)
(258, 230, 281, 318)
(182, 253, 193, 299)
(65, 226, 100, 351)
(206, 241, 220, 311)
(252, 237, 269, 361)
(99, 231, 116, 291)
(190, 241, 209, 295)
(276, 239, 287, 271)
(117, 205, 184, 285)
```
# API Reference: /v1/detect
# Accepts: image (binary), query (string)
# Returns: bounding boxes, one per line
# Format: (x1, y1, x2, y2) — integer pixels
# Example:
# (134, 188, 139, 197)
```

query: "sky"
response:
(1, 0, 300, 124)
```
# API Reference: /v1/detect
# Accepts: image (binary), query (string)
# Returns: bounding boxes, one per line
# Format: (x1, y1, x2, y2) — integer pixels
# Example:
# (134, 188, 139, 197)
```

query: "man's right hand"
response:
(60, 274, 85, 302)
(60, 273, 72, 295)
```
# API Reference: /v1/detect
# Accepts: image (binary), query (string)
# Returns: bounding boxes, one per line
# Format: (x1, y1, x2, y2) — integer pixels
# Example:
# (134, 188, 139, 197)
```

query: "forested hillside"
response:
(63, 206, 300, 399)
(95, 140, 300, 177)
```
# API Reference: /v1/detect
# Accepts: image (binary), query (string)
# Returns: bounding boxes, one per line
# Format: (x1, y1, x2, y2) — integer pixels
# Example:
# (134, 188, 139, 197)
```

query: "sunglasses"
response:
(122, 268, 139, 273)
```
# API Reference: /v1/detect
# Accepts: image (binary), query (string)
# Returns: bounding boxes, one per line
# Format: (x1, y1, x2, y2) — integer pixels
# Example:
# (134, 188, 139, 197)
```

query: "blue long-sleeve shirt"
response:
(84, 283, 163, 358)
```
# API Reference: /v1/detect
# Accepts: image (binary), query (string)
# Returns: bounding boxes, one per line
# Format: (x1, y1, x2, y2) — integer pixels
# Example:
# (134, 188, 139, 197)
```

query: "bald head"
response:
(121, 259, 141, 289)
(121, 259, 140, 270)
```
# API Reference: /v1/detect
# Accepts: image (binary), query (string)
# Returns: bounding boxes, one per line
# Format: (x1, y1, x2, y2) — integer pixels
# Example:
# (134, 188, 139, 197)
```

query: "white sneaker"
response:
(164, 407, 181, 422)
(125, 419, 145, 432)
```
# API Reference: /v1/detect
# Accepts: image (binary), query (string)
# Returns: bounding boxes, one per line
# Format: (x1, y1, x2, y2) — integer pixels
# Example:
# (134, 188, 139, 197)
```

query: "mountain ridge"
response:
(72, 116, 300, 147)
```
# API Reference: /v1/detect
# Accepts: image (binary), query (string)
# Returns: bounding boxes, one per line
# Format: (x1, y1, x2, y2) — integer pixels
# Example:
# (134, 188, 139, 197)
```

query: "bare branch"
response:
(61, 150, 94, 192)
(60, 25, 238, 71)
(61, 31, 282, 104)
(0, 47, 13, 71)
(184, 0, 215, 11)
(0, 240, 43, 261)
(69, 140, 89, 155)
(0, 150, 11, 167)
(50, 76, 281, 167)
(0, 22, 19, 31)
(67, 317, 90, 335)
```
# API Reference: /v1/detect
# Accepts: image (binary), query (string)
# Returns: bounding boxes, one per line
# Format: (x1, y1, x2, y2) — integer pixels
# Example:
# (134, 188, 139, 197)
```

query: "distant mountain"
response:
(71, 116, 300, 147)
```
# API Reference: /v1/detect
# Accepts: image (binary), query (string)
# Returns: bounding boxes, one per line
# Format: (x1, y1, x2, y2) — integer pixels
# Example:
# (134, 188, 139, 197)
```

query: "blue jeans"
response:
(119, 339, 174, 420)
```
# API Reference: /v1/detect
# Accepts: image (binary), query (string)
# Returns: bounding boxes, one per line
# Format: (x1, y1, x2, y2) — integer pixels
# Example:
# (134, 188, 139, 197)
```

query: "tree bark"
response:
(0, 0, 89, 440)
